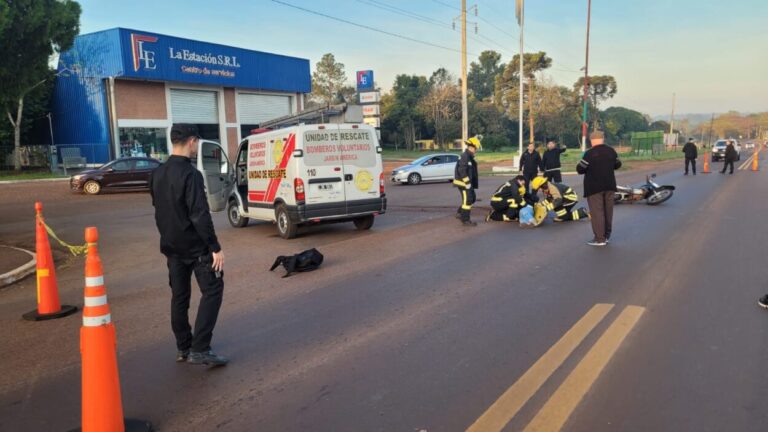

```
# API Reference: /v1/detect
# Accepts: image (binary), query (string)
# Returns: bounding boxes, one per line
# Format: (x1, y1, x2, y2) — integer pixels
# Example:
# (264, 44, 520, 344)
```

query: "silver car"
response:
(391, 153, 459, 185)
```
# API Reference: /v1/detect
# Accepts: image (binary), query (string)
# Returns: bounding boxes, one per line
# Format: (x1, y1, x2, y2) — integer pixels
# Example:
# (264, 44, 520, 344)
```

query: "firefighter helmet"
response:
(531, 176, 548, 191)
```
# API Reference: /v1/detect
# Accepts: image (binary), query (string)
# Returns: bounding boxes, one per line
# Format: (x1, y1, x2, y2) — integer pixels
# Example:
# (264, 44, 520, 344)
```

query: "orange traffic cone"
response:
(76, 227, 152, 432)
(22, 202, 77, 321)
(702, 152, 711, 174)
(752, 152, 759, 171)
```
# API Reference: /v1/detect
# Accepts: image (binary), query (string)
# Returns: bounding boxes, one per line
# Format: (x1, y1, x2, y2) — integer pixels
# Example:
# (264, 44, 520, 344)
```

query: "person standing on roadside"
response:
(542, 140, 568, 182)
(519, 143, 542, 190)
(720, 140, 737, 175)
(150, 124, 228, 366)
(453, 138, 480, 226)
(682, 138, 698, 175)
(576, 131, 622, 247)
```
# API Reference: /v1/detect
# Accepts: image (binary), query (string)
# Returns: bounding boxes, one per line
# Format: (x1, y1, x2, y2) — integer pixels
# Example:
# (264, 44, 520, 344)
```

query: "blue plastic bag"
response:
(519, 205, 535, 226)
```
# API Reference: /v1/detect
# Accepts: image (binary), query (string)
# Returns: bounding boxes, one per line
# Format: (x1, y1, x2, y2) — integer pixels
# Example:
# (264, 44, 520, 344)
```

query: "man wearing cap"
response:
(150, 123, 228, 366)
(453, 139, 479, 226)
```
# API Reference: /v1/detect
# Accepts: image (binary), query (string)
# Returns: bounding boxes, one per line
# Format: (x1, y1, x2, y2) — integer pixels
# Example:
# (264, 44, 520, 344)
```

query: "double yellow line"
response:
(467, 304, 645, 432)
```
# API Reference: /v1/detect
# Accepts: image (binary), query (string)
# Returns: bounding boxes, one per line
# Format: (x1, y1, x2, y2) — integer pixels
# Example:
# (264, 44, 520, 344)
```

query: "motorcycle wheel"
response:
(646, 189, 673, 205)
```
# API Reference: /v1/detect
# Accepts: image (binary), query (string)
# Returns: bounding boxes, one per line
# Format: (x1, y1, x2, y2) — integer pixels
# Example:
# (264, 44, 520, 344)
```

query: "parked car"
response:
(70, 157, 161, 195)
(391, 153, 460, 185)
(711, 139, 741, 162)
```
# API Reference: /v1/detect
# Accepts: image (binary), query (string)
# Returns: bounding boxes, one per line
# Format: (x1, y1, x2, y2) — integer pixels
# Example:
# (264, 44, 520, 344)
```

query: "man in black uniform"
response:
(150, 124, 228, 366)
(682, 138, 698, 175)
(720, 140, 737, 175)
(453, 140, 479, 226)
(486, 175, 530, 222)
(542, 140, 567, 182)
(519, 143, 542, 190)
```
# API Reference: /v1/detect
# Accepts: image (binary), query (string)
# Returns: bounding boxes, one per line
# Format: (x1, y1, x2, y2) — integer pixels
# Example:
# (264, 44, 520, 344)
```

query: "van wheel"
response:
(275, 204, 298, 239)
(227, 200, 248, 228)
(83, 180, 101, 195)
(407, 173, 421, 185)
(353, 215, 375, 230)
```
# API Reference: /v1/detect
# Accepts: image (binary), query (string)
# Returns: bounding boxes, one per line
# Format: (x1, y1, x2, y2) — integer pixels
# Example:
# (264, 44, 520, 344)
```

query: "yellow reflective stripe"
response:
(461, 205, 472, 210)
(573, 211, 580, 220)
(491, 196, 503, 201)
(509, 202, 518, 208)
(556, 209, 568, 216)
(453, 180, 467, 187)
(502, 215, 510, 221)
(462, 177, 470, 182)
(565, 194, 578, 201)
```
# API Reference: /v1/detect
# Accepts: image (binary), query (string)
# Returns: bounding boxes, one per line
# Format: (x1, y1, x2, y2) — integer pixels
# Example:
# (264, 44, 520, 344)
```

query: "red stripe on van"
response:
(248, 191, 266, 201)
(265, 134, 296, 203)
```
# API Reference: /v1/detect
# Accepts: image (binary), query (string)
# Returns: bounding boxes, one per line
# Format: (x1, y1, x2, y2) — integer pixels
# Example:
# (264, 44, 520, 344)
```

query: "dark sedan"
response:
(70, 157, 161, 195)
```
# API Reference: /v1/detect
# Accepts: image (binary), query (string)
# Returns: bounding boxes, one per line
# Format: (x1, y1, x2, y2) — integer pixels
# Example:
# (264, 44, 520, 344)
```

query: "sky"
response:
(78, 0, 768, 117)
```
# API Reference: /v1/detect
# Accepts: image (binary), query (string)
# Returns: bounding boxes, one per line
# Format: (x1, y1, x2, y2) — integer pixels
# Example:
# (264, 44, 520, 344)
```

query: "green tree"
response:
(381, 75, 430, 150)
(420, 68, 460, 148)
(467, 50, 503, 101)
(0, 0, 81, 170)
(573, 75, 617, 129)
(493, 51, 552, 145)
(649, 120, 670, 132)
(601, 106, 649, 144)
(310, 53, 348, 106)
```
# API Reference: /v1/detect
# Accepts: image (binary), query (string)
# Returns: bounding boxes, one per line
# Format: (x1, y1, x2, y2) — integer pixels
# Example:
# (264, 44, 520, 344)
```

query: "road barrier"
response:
(74, 227, 152, 432)
(22, 202, 78, 321)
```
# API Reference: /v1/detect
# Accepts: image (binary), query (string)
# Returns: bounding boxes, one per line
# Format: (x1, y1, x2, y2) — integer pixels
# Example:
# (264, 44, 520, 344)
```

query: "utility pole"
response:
(454, 2, 476, 150)
(669, 92, 676, 147)
(707, 113, 715, 148)
(516, 0, 524, 157)
(580, 0, 592, 152)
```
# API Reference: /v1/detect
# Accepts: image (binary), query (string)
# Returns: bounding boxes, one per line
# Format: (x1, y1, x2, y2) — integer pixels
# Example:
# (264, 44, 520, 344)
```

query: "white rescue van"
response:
(196, 124, 387, 239)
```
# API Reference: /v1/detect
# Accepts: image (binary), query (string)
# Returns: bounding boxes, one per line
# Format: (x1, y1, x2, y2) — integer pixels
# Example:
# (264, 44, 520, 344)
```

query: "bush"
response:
(482, 134, 511, 152)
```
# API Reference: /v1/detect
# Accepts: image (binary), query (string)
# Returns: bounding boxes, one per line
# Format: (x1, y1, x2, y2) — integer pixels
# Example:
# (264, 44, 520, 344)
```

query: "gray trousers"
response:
(586, 191, 615, 242)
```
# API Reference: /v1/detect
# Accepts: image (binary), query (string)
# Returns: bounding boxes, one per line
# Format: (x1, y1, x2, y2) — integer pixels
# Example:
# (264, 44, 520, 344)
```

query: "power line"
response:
(358, 0, 451, 29)
(431, 0, 460, 11)
(271, 0, 473, 55)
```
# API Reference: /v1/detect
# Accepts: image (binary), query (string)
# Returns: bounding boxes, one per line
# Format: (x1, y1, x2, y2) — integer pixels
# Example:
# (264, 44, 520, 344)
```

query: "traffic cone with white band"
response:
(75, 227, 152, 432)
(702, 152, 711, 174)
(22, 202, 77, 321)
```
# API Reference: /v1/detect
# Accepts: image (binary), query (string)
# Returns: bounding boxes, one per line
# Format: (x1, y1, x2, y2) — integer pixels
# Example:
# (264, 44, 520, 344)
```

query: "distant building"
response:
(52, 28, 311, 164)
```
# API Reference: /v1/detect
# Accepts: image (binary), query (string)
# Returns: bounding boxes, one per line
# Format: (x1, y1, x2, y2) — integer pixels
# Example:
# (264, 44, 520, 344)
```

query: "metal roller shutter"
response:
(238, 94, 292, 125)
(170, 89, 219, 123)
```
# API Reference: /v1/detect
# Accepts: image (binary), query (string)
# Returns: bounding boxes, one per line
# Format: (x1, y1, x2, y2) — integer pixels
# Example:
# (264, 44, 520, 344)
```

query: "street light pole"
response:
(580, 0, 592, 152)
(460, 0, 468, 149)
(517, 0, 524, 157)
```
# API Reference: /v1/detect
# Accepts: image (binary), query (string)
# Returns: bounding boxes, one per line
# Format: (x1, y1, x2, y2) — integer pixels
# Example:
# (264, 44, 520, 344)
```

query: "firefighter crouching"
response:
(530, 177, 590, 222)
(486, 175, 531, 222)
(454, 138, 480, 226)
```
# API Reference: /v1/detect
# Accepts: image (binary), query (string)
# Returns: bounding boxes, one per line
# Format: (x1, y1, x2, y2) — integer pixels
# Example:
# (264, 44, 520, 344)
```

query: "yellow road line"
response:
(523, 305, 645, 432)
(466, 304, 614, 432)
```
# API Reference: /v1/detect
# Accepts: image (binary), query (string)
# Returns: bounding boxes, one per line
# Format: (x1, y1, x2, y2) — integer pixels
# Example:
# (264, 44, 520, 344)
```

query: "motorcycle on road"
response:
(614, 173, 675, 205)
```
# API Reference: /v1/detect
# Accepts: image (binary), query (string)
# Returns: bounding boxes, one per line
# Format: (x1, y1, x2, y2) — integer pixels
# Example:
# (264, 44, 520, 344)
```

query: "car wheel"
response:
(83, 180, 101, 195)
(275, 204, 298, 239)
(353, 215, 375, 230)
(407, 173, 421, 185)
(227, 199, 248, 228)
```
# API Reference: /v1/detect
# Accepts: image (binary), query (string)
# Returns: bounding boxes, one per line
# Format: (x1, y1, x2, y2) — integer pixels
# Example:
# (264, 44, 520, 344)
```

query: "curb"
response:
(0, 246, 36, 288)
(0, 177, 68, 185)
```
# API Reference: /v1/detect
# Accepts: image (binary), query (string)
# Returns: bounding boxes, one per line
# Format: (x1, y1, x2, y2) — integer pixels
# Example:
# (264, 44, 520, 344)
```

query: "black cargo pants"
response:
(167, 253, 224, 353)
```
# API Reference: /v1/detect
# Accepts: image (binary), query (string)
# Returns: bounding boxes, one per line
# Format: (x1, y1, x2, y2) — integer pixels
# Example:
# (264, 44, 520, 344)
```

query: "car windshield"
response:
(411, 155, 432, 165)
(714, 141, 727, 148)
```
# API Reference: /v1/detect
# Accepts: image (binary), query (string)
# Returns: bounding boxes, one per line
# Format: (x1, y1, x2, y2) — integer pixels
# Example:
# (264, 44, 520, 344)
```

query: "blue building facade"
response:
(53, 28, 311, 163)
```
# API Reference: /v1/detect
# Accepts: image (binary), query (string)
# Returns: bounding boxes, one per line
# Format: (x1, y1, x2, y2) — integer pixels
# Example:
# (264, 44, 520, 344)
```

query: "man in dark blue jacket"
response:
(453, 140, 479, 226)
(519, 143, 542, 190)
(542, 140, 567, 182)
(576, 131, 622, 246)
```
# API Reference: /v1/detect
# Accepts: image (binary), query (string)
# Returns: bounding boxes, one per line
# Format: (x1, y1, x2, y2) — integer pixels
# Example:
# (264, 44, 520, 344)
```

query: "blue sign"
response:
(357, 70, 374, 91)
(117, 28, 310, 93)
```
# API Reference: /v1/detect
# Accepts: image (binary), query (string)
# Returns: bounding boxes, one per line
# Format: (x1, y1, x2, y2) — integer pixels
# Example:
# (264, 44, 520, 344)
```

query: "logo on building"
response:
(131, 34, 158, 71)
(356, 70, 374, 91)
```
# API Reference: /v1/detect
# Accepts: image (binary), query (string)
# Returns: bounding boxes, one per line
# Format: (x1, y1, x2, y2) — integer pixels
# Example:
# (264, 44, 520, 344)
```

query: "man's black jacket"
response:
(150, 155, 221, 259)
(519, 150, 542, 175)
(725, 144, 738, 162)
(682, 142, 698, 159)
(454, 150, 479, 189)
(542, 147, 567, 171)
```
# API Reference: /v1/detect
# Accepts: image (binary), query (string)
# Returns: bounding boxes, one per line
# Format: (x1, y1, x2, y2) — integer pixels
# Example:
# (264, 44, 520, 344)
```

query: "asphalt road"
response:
(1, 153, 767, 431)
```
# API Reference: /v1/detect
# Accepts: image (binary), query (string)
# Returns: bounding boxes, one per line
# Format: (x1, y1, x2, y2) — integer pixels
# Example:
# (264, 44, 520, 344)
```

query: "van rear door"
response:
(197, 140, 233, 212)
(337, 125, 381, 211)
(302, 125, 346, 208)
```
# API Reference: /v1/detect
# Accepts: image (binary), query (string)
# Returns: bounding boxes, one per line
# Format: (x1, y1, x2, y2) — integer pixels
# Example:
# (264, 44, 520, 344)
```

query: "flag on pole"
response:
(515, 0, 523, 25)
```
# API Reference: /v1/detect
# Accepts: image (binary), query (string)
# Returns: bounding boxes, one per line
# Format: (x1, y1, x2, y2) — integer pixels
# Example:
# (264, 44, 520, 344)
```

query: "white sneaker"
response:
(587, 239, 607, 247)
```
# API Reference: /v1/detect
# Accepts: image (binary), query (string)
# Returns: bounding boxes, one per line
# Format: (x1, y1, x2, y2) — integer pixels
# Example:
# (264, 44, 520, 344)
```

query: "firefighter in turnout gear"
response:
(530, 176, 590, 222)
(486, 175, 530, 222)
(454, 138, 480, 226)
